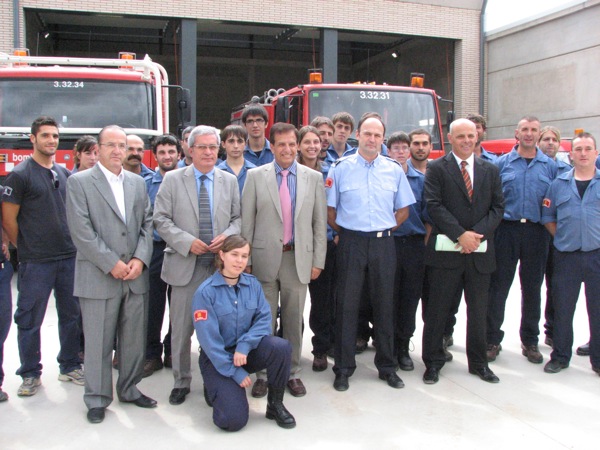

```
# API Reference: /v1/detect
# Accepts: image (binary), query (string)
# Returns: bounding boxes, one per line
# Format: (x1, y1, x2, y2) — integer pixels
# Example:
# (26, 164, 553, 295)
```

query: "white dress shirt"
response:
(97, 162, 126, 223)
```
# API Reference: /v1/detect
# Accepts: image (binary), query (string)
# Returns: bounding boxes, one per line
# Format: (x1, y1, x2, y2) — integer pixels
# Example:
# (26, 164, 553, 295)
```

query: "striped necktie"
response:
(460, 161, 473, 200)
(198, 175, 213, 264)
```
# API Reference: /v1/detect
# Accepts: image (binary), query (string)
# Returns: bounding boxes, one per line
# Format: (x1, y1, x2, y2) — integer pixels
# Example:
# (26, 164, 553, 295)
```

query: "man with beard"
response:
(143, 134, 181, 377)
(178, 126, 195, 168)
(466, 114, 497, 162)
(408, 129, 431, 174)
(310, 116, 335, 167)
(124, 134, 154, 180)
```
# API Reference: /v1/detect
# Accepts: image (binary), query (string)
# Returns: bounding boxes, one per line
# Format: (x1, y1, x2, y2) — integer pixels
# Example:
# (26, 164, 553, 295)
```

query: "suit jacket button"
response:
(122, 232, 126, 236)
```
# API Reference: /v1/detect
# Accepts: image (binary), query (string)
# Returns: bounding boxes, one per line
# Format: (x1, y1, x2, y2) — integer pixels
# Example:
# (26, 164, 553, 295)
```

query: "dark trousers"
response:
(15, 257, 81, 378)
(394, 235, 425, 345)
(308, 239, 336, 355)
(551, 249, 600, 367)
(146, 240, 172, 360)
(487, 221, 550, 346)
(200, 336, 291, 432)
(333, 229, 396, 377)
(423, 258, 490, 370)
(543, 240, 556, 338)
(0, 261, 14, 386)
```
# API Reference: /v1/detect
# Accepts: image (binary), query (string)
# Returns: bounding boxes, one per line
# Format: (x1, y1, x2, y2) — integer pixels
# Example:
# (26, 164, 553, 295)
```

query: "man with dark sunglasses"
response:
(2, 116, 84, 397)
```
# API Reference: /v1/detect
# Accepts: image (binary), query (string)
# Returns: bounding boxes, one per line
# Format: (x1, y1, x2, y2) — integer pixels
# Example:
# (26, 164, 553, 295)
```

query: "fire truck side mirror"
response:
(446, 110, 455, 131)
(177, 88, 192, 126)
(275, 97, 289, 123)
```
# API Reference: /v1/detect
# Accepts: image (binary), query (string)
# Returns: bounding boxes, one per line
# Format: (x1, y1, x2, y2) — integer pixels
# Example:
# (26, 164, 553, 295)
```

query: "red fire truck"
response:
(0, 50, 190, 177)
(231, 72, 449, 158)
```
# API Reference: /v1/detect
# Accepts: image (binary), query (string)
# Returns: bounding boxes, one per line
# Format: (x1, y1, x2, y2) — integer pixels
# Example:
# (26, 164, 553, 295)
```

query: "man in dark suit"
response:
(422, 118, 504, 384)
(66, 125, 155, 424)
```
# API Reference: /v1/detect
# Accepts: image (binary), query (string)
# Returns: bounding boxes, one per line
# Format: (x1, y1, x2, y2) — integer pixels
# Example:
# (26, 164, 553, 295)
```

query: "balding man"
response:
(422, 119, 504, 385)
(124, 134, 154, 180)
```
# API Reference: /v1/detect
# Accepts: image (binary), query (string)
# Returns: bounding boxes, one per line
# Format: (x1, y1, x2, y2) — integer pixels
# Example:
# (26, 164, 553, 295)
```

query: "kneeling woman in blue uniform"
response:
(192, 235, 296, 431)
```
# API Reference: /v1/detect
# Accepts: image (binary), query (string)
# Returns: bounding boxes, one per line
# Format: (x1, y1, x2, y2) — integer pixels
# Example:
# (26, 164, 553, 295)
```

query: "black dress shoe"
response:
(469, 367, 500, 383)
(169, 387, 190, 405)
(577, 342, 590, 356)
(312, 354, 328, 372)
(544, 359, 569, 373)
(379, 372, 404, 389)
(87, 407, 105, 424)
(251, 379, 268, 398)
(122, 394, 157, 408)
(423, 367, 439, 384)
(333, 374, 349, 391)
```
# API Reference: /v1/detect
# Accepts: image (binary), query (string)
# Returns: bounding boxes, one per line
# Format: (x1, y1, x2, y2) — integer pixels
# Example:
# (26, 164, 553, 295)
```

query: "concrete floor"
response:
(1, 274, 598, 450)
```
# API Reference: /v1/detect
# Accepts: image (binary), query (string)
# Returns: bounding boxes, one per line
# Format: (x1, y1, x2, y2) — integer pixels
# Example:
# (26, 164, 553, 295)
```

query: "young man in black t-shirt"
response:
(2, 116, 84, 397)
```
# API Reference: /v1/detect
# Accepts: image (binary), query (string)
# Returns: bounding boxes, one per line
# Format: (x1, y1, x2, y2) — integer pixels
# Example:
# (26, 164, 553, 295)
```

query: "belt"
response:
(282, 243, 295, 252)
(341, 228, 392, 238)
(503, 219, 539, 224)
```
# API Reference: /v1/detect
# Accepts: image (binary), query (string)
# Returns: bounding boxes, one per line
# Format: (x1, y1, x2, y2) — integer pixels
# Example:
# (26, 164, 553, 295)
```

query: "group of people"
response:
(0, 107, 597, 432)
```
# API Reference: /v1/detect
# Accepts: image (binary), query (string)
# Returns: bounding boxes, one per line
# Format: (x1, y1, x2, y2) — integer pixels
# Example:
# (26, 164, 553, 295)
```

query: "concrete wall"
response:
(485, 0, 600, 139)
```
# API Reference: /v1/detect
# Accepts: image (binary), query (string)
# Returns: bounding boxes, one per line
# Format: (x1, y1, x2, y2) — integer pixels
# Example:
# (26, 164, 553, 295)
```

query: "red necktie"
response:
(461, 161, 473, 200)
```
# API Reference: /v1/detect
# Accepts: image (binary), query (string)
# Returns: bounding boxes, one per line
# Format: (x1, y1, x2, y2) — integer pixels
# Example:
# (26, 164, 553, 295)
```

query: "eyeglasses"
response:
(50, 169, 59, 190)
(191, 144, 219, 152)
(99, 142, 127, 150)
(245, 118, 265, 125)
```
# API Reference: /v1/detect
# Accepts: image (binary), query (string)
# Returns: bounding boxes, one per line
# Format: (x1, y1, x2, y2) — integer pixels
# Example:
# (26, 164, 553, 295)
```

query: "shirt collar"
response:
(452, 152, 475, 167)
(98, 161, 124, 182)
(356, 152, 381, 167)
(193, 166, 215, 181)
(274, 160, 297, 175)
(211, 270, 251, 287)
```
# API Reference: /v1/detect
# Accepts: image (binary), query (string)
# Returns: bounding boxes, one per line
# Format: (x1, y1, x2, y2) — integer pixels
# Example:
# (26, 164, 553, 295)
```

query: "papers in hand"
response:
(434, 234, 487, 253)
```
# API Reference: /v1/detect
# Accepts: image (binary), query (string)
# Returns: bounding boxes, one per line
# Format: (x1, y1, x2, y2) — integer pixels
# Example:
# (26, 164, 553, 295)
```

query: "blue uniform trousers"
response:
(0, 261, 14, 386)
(14, 257, 81, 378)
(394, 235, 425, 344)
(487, 221, 550, 346)
(308, 240, 336, 355)
(333, 229, 396, 377)
(200, 335, 291, 432)
(146, 240, 172, 360)
(551, 249, 600, 368)
(543, 240, 557, 339)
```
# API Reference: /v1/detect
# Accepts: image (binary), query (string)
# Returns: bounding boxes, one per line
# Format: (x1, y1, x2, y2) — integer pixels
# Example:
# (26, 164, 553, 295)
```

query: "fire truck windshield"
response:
(0, 79, 154, 130)
(308, 88, 441, 148)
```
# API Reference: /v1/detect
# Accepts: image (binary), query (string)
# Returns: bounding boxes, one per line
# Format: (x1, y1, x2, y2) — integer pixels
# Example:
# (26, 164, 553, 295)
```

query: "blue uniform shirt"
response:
(556, 158, 572, 176)
(145, 170, 165, 241)
(480, 146, 498, 162)
(542, 169, 600, 252)
(140, 163, 155, 181)
(192, 271, 273, 385)
(217, 159, 257, 195)
(243, 139, 273, 166)
(322, 143, 356, 176)
(326, 152, 416, 232)
(394, 163, 427, 237)
(495, 146, 557, 222)
(177, 159, 189, 168)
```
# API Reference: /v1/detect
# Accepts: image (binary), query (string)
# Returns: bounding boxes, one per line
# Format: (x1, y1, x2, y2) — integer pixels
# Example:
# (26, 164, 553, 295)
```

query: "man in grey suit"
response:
(153, 125, 241, 405)
(66, 125, 154, 424)
(242, 122, 327, 398)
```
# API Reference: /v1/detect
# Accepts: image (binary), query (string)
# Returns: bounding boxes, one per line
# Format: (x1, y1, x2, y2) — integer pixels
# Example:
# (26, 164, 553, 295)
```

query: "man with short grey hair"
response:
(154, 125, 241, 405)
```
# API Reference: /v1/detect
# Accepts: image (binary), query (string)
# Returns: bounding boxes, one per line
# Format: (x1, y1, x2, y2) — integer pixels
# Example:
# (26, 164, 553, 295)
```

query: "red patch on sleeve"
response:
(325, 177, 333, 188)
(194, 310, 208, 321)
(543, 198, 551, 208)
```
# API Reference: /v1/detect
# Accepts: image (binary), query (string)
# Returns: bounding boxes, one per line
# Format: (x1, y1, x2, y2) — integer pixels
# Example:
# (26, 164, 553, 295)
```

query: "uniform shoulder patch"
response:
(325, 177, 333, 188)
(194, 310, 208, 321)
(542, 198, 551, 208)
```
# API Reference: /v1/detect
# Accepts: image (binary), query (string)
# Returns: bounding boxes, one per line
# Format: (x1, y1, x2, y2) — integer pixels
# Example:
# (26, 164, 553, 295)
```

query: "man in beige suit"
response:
(242, 122, 327, 398)
(153, 125, 241, 405)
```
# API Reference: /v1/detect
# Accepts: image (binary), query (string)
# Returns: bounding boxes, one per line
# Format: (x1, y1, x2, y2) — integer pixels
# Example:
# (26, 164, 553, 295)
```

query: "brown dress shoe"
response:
(521, 344, 543, 363)
(486, 344, 501, 362)
(142, 358, 164, 378)
(251, 379, 268, 398)
(312, 354, 328, 372)
(286, 379, 306, 397)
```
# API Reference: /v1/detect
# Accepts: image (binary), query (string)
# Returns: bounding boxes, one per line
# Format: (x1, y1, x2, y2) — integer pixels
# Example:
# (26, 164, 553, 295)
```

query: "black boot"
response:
(266, 386, 296, 429)
(397, 340, 414, 371)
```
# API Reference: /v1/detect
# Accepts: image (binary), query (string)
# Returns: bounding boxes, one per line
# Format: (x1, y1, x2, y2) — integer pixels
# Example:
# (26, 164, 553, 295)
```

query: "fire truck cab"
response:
(0, 50, 190, 177)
